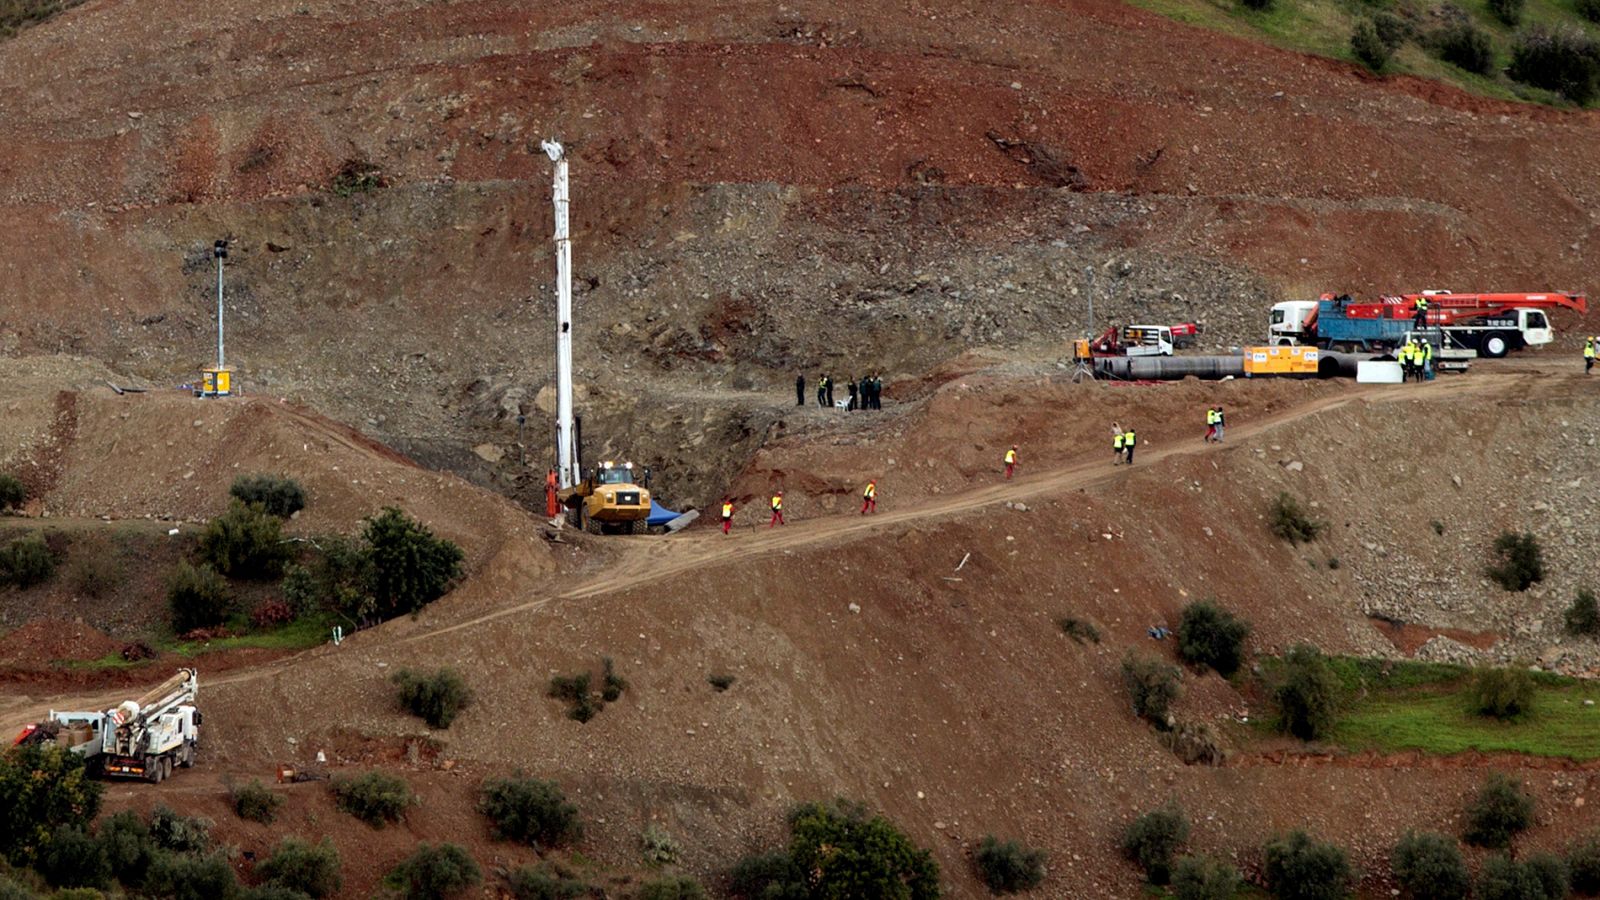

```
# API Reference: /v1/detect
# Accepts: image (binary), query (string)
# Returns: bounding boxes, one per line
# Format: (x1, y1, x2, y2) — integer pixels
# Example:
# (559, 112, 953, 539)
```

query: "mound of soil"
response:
(0, 619, 121, 668)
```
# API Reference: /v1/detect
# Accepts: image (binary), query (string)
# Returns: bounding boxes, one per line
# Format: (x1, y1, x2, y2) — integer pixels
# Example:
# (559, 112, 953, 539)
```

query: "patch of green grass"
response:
(60, 615, 333, 670)
(1334, 681, 1600, 757)
(1124, 0, 1600, 105)
(1252, 655, 1600, 759)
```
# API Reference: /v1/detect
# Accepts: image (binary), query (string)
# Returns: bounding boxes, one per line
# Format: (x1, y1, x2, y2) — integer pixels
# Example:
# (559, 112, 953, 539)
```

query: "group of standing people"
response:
(1398, 338, 1434, 382)
(1203, 406, 1226, 443)
(797, 373, 885, 411)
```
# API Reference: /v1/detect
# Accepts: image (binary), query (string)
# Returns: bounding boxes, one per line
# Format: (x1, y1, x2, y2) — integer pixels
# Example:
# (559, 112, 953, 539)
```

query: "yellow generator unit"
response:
(1243, 345, 1319, 377)
(569, 460, 651, 535)
(197, 367, 233, 397)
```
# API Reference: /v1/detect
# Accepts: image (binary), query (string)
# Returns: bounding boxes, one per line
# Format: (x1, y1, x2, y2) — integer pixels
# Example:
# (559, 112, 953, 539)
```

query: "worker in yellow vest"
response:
(1112, 428, 1125, 465)
(1204, 407, 1218, 443)
(1400, 340, 1416, 382)
(1421, 340, 1434, 380)
(768, 490, 785, 527)
(1123, 426, 1137, 465)
(1585, 336, 1595, 374)
(1413, 296, 1428, 327)
(860, 480, 877, 515)
(1004, 445, 1018, 479)
(720, 498, 735, 535)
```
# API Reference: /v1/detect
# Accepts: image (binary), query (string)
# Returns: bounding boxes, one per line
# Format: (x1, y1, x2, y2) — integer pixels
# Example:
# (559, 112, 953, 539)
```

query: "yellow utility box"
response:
(198, 367, 233, 397)
(1243, 345, 1319, 377)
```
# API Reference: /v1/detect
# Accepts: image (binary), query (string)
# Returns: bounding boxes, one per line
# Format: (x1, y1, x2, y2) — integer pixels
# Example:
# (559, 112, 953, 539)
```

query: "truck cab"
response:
(1122, 325, 1175, 357)
(1269, 301, 1319, 346)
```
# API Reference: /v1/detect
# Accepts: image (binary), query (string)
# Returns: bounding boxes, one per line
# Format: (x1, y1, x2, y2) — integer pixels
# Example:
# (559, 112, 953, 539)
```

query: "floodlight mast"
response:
(542, 140, 579, 491)
(213, 240, 228, 370)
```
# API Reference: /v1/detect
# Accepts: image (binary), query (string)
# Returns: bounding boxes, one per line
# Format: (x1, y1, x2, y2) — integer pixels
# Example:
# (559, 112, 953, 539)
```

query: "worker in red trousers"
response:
(861, 480, 877, 515)
(769, 490, 785, 527)
(720, 498, 734, 535)
(1004, 445, 1018, 479)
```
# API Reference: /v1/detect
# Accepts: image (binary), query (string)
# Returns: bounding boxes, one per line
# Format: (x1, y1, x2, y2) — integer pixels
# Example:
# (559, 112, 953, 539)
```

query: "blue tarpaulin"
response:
(646, 501, 682, 527)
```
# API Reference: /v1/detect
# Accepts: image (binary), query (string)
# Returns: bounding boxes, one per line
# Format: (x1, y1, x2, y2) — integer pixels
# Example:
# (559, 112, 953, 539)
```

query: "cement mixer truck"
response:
(12, 668, 201, 783)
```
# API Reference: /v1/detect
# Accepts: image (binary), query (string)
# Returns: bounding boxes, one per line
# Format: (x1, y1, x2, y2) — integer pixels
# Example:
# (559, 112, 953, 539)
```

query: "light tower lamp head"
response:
(540, 139, 564, 162)
(213, 239, 228, 260)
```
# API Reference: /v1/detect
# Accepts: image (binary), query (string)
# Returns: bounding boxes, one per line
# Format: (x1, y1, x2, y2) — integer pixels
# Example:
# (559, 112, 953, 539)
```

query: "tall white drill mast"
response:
(542, 139, 579, 490)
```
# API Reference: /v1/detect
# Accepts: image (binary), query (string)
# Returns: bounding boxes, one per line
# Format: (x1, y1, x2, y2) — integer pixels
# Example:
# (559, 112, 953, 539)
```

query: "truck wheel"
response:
(149, 761, 164, 784)
(1481, 333, 1509, 358)
(180, 744, 195, 768)
(583, 515, 604, 535)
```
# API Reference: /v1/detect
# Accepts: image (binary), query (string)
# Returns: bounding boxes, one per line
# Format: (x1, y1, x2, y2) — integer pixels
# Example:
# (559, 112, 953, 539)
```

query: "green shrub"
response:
(147, 805, 212, 855)
(97, 810, 155, 885)
(1059, 617, 1101, 644)
(0, 744, 101, 865)
(1466, 774, 1534, 849)
(0, 536, 55, 587)
(1272, 644, 1340, 741)
(229, 475, 306, 518)
(548, 672, 598, 722)
(1240, 0, 1273, 11)
(1471, 667, 1535, 719)
(1263, 830, 1352, 900)
(199, 500, 291, 580)
(393, 668, 472, 729)
(230, 779, 282, 824)
(1170, 855, 1241, 900)
(1121, 803, 1189, 885)
(730, 800, 939, 900)
(1160, 719, 1228, 766)
(478, 775, 581, 849)
(142, 851, 239, 900)
(282, 536, 374, 621)
(0, 474, 24, 512)
(975, 835, 1046, 894)
(1487, 531, 1546, 592)
(35, 826, 109, 889)
(601, 656, 628, 702)
(1490, 0, 1525, 25)
(363, 507, 463, 618)
(1526, 854, 1570, 899)
(1580, 0, 1600, 23)
(384, 843, 480, 900)
(1566, 589, 1600, 637)
(1435, 22, 1496, 74)
(331, 159, 385, 197)
(66, 551, 125, 599)
(1391, 831, 1469, 900)
(506, 866, 588, 900)
(167, 562, 232, 634)
(0, 873, 36, 900)
(1353, 19, 1394, 71)
(1122, 653, 1182, 729)
(255, 837, 341, 899)
(637, 876, 707, 900)
(1477, 852, 1568, 900)
(1269, 493, 1325, 544)
(1374, 10, 1410, 48)
(1570, 832, 1600, 893)
(641, 823, 680, 865)
(331, 772, 414, 828)
(1177, 600, 1251, 676)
